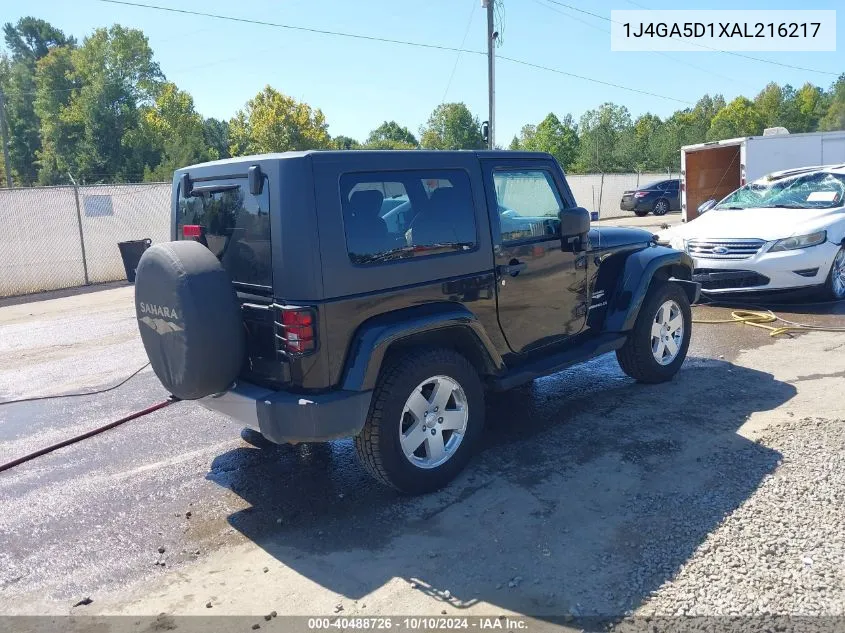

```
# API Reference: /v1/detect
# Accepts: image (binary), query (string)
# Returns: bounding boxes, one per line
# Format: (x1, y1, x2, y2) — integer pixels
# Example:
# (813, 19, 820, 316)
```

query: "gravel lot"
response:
(1, 284, 844, 627)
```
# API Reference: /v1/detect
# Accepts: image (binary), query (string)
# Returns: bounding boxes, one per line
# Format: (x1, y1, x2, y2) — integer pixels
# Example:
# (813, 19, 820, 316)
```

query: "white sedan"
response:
(661, 165, 845, 299)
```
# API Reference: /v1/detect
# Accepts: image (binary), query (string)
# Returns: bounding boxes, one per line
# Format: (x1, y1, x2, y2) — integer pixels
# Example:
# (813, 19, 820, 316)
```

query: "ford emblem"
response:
(712, 246, 729, 254)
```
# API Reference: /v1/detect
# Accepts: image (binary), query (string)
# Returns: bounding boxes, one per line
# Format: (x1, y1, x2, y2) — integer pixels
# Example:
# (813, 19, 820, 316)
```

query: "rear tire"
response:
(634, 209, 650, 217)
(616, 281, 692, 384)
(354, 348, 484, 494)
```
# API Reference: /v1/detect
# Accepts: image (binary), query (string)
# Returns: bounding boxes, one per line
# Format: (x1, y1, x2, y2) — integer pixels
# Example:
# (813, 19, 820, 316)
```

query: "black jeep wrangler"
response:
(134, 151, 699, 494)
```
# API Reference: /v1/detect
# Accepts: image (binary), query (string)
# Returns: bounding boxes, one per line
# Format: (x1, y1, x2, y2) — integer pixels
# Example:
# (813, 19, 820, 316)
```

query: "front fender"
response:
(604, 246, 696, 332)
(340, 303, 504, 392)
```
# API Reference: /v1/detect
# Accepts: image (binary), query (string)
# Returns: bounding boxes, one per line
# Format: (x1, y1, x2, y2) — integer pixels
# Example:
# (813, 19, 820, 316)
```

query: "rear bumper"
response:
(620, 199, 649, 211)
(200, 381, 372, 443)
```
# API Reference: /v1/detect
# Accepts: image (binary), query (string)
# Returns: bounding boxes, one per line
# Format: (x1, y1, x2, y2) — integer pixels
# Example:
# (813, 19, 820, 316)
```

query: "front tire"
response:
(616, 281, 692, 384)
(354, 348, 484, 494)
(824, 247, 845, 300)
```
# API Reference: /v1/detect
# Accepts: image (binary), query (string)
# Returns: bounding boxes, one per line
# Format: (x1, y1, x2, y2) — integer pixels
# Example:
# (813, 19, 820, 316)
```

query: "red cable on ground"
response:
(0, 397, 179, 474)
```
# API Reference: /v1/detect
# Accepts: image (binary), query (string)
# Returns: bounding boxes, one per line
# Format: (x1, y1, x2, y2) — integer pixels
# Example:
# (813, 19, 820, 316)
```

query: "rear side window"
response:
(177, 177, 272, 287)
(340, 170, 476, 265)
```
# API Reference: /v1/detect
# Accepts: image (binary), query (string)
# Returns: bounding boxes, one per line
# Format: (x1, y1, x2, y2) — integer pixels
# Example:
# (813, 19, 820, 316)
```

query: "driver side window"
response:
(493, 169, 564, 243)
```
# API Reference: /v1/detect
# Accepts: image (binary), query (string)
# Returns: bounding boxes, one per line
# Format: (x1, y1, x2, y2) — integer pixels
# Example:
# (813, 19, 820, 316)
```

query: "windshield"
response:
(177, 177, 272, 288)
(714, 172, 845, 211)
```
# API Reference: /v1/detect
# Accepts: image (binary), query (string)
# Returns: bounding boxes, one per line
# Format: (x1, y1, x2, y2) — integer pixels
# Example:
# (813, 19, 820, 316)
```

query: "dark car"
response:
(134, 151, 699, 494)
(620, 179, 680, 217)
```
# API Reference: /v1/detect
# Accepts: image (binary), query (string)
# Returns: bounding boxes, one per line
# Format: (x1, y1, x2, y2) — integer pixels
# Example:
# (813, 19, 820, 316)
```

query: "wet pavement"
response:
(0, 284, 843, 618)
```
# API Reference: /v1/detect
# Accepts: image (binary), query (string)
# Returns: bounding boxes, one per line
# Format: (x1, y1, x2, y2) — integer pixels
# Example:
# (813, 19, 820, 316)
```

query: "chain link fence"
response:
(0, 183, 170, 298)
(0, 172, 677, 299)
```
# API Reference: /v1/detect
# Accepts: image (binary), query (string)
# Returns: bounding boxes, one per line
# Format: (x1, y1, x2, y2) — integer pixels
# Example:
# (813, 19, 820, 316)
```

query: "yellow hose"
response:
(693, 308, 845, 337)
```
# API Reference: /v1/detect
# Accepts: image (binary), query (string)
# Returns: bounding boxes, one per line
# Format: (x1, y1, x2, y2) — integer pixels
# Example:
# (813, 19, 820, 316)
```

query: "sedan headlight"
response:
(768, 231, 827, 252)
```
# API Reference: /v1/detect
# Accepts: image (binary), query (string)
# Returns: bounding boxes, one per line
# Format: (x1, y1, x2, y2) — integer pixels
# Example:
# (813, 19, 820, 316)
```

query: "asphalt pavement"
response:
(1, 279, 843, 624)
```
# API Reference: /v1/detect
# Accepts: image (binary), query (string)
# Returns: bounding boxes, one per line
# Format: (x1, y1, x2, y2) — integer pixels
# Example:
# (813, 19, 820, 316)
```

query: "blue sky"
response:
(4, 0, 842, 144)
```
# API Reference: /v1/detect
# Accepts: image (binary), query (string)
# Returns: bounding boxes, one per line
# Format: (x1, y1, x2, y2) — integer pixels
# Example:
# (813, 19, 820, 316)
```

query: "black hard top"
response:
(176, 150, 554, 173)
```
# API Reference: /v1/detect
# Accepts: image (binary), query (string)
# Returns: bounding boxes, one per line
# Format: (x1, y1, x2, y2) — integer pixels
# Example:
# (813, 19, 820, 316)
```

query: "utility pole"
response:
(483, 0, 496, 150)
(0, 86, 13, 188)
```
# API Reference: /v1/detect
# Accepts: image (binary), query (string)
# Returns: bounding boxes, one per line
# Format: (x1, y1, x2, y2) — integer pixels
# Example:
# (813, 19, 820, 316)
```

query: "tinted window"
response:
(340, 170, 476, 265)
(493, 169, 563, 243)
(664, 180, 680, 191)
(177, 178, 272, 287)
(643, 181, 664, 190)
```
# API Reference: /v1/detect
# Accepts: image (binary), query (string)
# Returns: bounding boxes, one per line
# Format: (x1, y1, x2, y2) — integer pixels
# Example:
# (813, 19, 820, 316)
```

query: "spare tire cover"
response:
(134, 240, 245, 400)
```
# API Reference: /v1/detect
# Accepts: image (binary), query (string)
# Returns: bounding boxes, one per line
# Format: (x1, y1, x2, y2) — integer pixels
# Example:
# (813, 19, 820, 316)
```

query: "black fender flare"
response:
(604, 246, 699, 332)
(340, 303, 504, 392)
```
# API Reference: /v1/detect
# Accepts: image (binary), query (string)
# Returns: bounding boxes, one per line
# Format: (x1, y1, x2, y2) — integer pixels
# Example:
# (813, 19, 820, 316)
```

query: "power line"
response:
(97, 0, 484, 55)
(532, 0, 738, 85)
(544, 0, 839, 77)
(3, 0, 695, 107)
(440, 0, 477, 104)
(92, 0, 694, 106)
(496, 55, 693, 105)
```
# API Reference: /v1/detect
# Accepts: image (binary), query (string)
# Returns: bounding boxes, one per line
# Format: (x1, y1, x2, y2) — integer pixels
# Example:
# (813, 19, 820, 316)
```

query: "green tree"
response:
(419, 102, 484, 150)
(35, 25, 163, 183)
(203, 118, 230, 159)
(706, 96, 764, 140)
(516, 113, 579, 170)
(573, 102, 632, 173)
(365, 121, 418, 149)
(331, 135, 361, 149)
(33, 45, 79, 184)
(2, 18, 74, 184)
(228, 85, 331, 156)
(819, 74, 845, 132)
(137, 82, 212, 181)
(794, 83, 826, 132)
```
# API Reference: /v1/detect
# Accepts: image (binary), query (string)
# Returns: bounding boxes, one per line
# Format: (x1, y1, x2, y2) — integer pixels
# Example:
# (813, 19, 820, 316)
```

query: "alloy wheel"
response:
(399, 375, 468, 469)
(651, 300, 684, 365)
(832, 249, 845, 299)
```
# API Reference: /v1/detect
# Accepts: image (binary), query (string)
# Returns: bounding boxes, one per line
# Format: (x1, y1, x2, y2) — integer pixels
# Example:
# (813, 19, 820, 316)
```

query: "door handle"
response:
(497, 260, 527, 277)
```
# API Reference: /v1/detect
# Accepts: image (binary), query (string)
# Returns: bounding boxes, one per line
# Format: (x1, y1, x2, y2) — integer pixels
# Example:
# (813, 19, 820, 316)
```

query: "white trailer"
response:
(681, 129, 845, 222)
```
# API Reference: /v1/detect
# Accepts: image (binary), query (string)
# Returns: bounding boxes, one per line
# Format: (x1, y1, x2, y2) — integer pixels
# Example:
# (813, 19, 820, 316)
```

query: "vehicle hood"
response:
(588, 226, 653, 252)
(660, 206, 845, 243)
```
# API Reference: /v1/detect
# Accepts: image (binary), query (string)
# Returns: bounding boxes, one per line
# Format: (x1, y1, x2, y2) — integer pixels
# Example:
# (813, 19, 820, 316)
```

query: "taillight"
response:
(634, 191, 649, 198)
(183, 224, 202, 239)
(275, 306, 317, 355)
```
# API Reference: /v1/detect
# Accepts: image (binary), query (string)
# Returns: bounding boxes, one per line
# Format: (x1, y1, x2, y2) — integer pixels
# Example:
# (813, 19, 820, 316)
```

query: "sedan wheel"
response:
(827, 248, 845, 300)
(653, 199, 670, 216)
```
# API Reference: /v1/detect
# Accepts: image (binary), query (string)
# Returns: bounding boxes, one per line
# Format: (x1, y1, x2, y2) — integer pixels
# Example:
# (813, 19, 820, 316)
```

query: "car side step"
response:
(489, 333, 627, 392)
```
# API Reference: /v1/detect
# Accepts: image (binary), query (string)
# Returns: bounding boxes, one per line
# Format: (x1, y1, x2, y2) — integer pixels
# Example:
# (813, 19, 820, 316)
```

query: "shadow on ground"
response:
(206, 355, 793, 618)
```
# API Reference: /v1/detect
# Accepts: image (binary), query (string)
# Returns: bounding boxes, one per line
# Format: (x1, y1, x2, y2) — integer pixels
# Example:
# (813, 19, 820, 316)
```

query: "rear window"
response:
(340, 170, 476, 265)
(177, 177, 272, 287)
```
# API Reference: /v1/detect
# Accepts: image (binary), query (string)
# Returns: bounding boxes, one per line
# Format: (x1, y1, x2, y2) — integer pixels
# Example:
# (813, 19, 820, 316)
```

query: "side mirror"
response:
(559, 206, 591, 251)
(481, 121, 490, 146)
(248, 165, 264, 195)
(698, 199, 717, 214)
